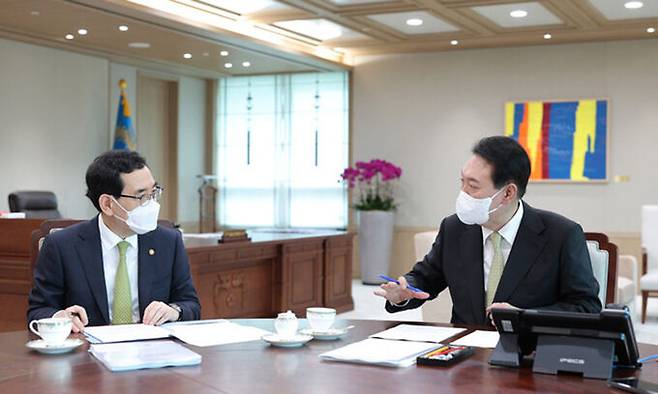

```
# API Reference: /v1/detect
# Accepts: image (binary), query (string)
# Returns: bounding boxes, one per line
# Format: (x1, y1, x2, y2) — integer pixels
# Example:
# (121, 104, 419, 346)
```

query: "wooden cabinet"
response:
(184, 232, 354, 319)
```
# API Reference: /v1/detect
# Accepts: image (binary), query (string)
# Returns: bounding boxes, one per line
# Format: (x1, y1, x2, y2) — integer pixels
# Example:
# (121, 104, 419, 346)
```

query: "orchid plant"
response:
(340, 159, 402, 211)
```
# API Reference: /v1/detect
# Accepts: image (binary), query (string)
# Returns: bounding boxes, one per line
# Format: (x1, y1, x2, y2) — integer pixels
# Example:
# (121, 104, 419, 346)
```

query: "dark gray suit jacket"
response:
(27, 216, 201, 325)
(386, 202, 601, 325)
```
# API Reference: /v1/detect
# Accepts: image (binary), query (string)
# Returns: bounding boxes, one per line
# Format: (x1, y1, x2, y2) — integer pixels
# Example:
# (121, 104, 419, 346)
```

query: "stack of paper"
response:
(89, 340, 201, 372)
(164, 320, 270, 347)
(84, 324, 170, 344)
(319, 338, 440, 367)
(369, 324, 465, 343)
(84, 320, 270, 347)
(450, 330, 500, 348)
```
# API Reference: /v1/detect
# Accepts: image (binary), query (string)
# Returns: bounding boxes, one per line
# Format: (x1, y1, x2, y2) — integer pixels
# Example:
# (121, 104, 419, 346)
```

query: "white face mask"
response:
(455, 187, 505, 225)
(112, 197, 160, 235)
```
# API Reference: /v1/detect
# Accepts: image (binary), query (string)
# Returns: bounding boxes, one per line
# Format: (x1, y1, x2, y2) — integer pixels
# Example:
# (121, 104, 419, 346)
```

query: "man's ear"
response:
(504, 183, 519, 202)
(98, 194, 114, 216)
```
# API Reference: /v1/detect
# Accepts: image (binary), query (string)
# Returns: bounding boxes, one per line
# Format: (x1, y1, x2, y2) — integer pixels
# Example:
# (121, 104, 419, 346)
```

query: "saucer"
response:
(299, 328, 348, 341)
(26, 338, 85, 355)
(262, 333, 313, 348)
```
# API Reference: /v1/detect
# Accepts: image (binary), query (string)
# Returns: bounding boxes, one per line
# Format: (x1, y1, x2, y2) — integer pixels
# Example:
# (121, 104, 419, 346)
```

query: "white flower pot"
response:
(358, 210, 395, 285)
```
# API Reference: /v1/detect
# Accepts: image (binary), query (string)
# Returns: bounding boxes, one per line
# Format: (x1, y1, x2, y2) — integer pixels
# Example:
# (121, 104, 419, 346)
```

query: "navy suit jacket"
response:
(27, 216, 201, 325)
(386, 202, 602, 325)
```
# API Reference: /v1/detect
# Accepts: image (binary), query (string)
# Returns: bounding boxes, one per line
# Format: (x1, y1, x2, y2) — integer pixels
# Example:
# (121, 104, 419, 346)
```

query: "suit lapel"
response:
(460, 225, 486, 325)
(137, 231, 156, 319)
(75, 216, 110, 325)
(494, 202, 547, 302)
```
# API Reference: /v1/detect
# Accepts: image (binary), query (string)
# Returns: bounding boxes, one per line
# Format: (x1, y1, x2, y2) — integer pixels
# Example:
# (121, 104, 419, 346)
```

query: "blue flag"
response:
(113, 79, 136, 150)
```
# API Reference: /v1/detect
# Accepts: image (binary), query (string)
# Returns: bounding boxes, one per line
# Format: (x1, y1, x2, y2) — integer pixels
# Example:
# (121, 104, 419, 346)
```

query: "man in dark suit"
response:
(375, 136, 601, 325)
(28, 151, 200, 332)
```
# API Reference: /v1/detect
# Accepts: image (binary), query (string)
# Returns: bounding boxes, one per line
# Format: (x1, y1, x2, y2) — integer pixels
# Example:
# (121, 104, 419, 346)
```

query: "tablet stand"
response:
(489, 333, 521, 367)
(532, 335, 616, 380)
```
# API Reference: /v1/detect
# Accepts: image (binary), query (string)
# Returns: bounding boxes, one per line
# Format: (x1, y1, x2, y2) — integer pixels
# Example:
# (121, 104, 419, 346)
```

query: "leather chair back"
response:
(8, 191, 62, 219)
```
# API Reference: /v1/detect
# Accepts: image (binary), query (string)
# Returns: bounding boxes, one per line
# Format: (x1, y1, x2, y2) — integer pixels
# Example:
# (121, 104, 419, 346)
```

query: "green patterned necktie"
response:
(486, 232, 504, 307)
(112, 241, 133, 325)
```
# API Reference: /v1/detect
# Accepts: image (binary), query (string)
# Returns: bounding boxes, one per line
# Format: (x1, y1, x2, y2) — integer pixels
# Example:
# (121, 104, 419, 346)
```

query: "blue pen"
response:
(379, 275, 425, 293)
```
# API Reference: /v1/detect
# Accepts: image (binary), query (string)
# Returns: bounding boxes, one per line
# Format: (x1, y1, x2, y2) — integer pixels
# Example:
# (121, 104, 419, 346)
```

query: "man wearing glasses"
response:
(27, 151, 200, 332)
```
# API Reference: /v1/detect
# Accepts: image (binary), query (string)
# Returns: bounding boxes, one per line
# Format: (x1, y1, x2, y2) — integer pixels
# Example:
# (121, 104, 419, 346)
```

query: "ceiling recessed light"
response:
(77, 28, 88, 36)
(450, 40, 458, 45)
(202, 52, 210, 56)
(183, 53, 192, 59)
(648, 27, 656, 33)
(220, 50, 229, 56)
(128, 42, 150, 48)
(544, 33, 552, 39)
(30, 11, 40, 16)
(406, 18, 423, 26)
(224, 63, 233, 68)
(118, 25, 129, 32)
(242, 61, 251, 67)
(624, 1, 644, 9)
(510, 10, 528, 18)
(65, 34, 74, 40)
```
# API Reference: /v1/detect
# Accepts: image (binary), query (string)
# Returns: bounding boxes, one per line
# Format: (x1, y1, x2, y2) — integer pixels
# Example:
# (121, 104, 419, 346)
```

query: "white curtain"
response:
(217, 72, 348, 228)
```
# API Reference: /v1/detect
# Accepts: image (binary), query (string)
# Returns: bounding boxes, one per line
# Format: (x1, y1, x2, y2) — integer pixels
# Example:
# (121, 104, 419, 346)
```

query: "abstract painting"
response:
(505, 99, 608, 182)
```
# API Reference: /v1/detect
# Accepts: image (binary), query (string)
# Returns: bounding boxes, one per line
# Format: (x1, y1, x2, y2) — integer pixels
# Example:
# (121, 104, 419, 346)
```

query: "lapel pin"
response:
(148, 248, 155, 256)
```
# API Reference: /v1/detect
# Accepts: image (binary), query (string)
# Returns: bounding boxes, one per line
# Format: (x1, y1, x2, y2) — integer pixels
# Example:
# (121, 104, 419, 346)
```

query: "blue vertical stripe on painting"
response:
(583, 100, 607, 180)
(512, 103, 524, 140)
(547, 102, 578, 179)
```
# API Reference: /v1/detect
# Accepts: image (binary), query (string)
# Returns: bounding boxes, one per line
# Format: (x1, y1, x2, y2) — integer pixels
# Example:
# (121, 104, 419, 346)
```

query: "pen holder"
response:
(417, 345, 474, 367)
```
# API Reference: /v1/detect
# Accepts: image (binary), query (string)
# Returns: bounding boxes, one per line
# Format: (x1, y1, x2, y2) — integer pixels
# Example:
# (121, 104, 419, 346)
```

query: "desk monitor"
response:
(489, 308, 641, 380)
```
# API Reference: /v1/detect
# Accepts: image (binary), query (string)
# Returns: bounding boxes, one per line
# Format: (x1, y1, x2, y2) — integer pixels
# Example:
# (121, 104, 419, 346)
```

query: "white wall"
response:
(352, 39, 658, 233)
(0, 37, 208, 222)
(0, 38, 109, 219)
(177, 77, 206, 226)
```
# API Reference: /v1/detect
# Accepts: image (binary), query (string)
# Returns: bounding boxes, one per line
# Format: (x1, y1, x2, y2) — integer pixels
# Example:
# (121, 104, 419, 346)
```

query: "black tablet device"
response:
(490, 307, 641, 378)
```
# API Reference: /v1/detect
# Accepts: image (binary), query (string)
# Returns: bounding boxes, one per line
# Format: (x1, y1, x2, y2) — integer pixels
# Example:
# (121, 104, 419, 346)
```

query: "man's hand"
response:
(143, 301, 179, 326)
(53, 305, 88, 333)
(486, 302, 520, 326)
(373, 276, 430, 305)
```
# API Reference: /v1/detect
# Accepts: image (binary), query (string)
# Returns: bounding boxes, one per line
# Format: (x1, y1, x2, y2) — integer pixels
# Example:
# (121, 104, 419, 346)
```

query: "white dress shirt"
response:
(98, 215, 140, 323)
(481, 201, 524, 290)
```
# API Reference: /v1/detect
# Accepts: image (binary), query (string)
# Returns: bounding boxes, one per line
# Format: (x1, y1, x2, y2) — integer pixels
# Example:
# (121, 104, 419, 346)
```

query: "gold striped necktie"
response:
(486, 232, 504, 307)
(112, 240, 132, 325)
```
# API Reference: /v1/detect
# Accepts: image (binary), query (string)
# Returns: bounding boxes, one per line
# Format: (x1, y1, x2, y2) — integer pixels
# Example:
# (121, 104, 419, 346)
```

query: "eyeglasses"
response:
(118, 185, 164, 206)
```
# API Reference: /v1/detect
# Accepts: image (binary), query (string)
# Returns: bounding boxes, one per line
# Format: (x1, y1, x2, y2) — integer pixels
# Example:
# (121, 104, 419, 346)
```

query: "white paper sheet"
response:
(84, 324, 170, 344)
(369, 324, 466, 343)
(319, 338, 440, 367)
(164, 321, 271, 347)
(89, 340, 201, 372)
(450, 330, 500, 348)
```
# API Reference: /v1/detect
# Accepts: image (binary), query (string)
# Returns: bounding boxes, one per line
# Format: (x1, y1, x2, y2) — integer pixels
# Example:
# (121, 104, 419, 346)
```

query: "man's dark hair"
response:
(472, 136, 531, 198)
(85, 150, 147, 211)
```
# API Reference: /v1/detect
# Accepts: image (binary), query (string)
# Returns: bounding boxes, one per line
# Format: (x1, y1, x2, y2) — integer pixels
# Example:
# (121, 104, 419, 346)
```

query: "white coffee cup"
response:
(29, 318, 72, 346)
(306, 307, 336, 332)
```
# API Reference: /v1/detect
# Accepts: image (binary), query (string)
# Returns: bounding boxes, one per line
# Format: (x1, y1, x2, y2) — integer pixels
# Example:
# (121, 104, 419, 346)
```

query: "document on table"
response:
(450, 330, 500, 348)
(89, 340, 201, 372)
(163, 320, 270, 347)
(84, 320, 270, 347)
(84, 324, 170, 344)
(319, 338, 440, 368)
(369, 324, 466, 343)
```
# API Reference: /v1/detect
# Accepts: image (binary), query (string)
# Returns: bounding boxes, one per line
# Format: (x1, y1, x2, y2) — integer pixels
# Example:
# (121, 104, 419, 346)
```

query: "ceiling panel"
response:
(589, 0, 658, 20)
(198, 0, 292, 15)
(274, 18, 367, 41)
(367, 11, 459, 35)
(471, 2, 563, 28)
(325, 0, 394, 5)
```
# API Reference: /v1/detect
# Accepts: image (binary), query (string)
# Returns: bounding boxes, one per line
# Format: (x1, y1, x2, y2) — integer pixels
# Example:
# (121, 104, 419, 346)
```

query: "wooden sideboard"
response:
(186, 231, 354, 319)
(0, 219, 43, 332)
(0, 219, 354, 331)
